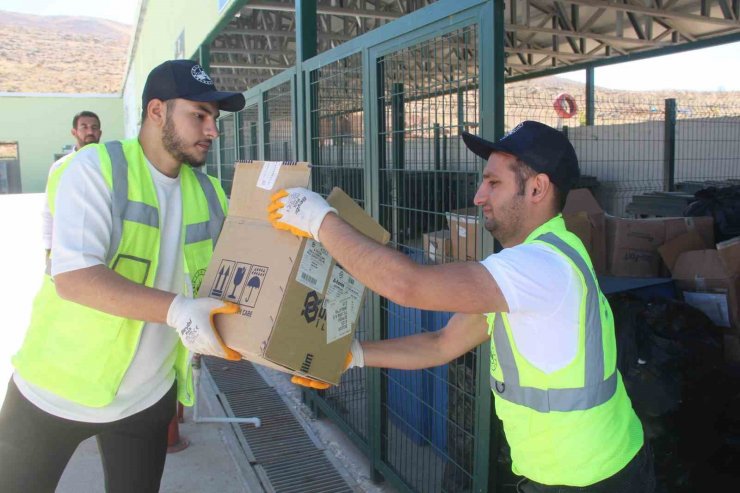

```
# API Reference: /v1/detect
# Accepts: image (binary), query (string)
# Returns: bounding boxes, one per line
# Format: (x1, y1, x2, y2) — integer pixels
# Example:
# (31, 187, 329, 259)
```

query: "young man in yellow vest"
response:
(268, 121, 655, 491)
(42, 111, 103, 257)
(0, 60, 244, 492)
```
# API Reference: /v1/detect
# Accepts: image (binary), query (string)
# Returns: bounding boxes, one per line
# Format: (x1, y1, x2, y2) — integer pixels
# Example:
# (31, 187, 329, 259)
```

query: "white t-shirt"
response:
(41, 149, 76, 251)
(16, 144, 186, 423)
(480, 242, 583, 374)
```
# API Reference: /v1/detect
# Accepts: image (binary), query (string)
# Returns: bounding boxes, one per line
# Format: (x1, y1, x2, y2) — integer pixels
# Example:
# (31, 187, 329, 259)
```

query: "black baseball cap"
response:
(142, 59, 246, 112)
(462, 121, 580, 194)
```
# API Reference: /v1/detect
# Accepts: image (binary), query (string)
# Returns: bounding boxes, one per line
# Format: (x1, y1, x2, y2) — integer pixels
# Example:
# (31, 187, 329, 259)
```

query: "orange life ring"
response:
(553, 93, 578, 118)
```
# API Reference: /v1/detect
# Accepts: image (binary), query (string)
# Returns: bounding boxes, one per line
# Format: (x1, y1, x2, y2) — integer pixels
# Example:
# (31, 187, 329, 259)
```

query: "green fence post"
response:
(391, 82, 405, 244)
(263, 92, 271, 160)
(366, 49, 386, 484)
(586, 66, 595, 126)
(475, 0, 503, 491)
(296, 0, 317, 161)
(664, 98, 677, 192)
(234, 111, 242, 160)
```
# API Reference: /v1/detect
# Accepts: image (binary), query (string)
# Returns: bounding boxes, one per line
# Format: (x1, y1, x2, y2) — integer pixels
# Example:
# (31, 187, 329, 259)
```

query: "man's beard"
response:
(162, 116, 207, 167)
(484, 195, 525, 245)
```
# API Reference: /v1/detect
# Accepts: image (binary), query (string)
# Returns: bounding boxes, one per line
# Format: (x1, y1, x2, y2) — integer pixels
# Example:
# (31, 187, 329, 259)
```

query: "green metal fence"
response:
(210, 1, 498, 491)
(206, 1, 740, 491)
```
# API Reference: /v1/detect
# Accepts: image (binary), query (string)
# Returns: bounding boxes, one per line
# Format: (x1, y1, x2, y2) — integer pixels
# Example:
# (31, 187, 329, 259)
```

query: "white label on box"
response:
(458, 225, 467, 238)
(683, 291, 731, 327)
(257, 161, 282, 190)
(428, 241, 437, 261)
(325, 266, 365, 344)
(296, 239, 331, 292)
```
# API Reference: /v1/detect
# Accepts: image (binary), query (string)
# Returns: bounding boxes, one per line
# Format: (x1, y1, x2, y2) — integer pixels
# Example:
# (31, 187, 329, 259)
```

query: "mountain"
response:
(0, 11, 131, 93)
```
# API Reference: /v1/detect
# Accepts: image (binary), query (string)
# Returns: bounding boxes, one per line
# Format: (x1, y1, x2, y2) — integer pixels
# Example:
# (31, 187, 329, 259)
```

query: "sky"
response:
(2, 1, 739, 91)
(559, 41, 740, 92)
(3, 0, 139, 25)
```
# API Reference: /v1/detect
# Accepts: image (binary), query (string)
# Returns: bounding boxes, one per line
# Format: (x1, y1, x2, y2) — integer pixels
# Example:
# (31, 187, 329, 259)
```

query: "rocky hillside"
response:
(0, 11, 131, 93)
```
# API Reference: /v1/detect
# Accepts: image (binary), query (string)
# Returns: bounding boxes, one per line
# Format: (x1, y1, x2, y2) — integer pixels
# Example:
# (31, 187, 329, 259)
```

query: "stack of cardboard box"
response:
(663, 235, 740, 362)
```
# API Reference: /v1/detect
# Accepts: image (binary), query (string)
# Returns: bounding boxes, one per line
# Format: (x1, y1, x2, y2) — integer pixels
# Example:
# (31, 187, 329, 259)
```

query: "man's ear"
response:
(530, 174, 551, 204)
(70, 128, 77, 138)
(147, 99, 167, 126)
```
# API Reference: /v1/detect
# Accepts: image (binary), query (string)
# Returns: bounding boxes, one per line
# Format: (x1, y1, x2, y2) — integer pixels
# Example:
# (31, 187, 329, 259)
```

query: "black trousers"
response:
(518, 440, 656, 493)
(0, 378, 176, 493)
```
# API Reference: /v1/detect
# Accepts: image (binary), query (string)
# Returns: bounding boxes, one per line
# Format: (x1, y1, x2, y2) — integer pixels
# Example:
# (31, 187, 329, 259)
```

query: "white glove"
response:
(290, 339, 364, 389)
(167, 294, 241, 360)
(267, 188, 337, 242)
(347, 339, 365, 369)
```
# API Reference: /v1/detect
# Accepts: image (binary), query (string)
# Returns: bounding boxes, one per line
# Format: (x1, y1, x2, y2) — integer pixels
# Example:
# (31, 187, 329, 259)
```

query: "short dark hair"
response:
(509, 158, 537, 196)
(72, 111, 100, 128)
(509, 157, 567, 211)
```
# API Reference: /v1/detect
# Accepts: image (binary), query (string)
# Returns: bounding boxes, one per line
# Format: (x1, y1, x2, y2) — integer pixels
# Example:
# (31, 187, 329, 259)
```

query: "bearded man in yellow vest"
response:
(0, 60, 245, 492)
(267, 121, 656, 491)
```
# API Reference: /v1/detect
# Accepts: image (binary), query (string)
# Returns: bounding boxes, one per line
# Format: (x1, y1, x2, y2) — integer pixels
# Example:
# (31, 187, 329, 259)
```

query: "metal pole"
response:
(391, 82, 405, 244)
(664, 98, 677, 192)
(295, 0, 317, 161)
(586, 66, 595, 125)
(192, 356, 261, 427)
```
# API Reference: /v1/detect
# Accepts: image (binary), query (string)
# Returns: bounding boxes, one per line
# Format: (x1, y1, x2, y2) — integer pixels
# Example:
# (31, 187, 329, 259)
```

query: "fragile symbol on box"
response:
(209, 259, 268, 308)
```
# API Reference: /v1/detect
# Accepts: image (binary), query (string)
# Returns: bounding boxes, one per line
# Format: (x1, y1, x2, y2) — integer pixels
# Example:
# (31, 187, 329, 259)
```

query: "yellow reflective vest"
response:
(13, 139, 227, 408)
(488, 215, 643, 486)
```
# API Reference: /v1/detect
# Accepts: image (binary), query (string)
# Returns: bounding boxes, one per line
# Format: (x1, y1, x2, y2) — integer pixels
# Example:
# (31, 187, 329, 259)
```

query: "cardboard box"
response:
(563, 189, 607, 275)
(718, 236, 740, 276)
(446, 208, 479, 261)
(606, 216, 666, 277)
(605, 215, 714, 277)
(663, 216, 714, 247)
(658, 230, 707, 274)
(672, 248, 740, 330)
(658, 216, 715, 276)
(422, 229, 451, 264)
(202, 161, 389, 385)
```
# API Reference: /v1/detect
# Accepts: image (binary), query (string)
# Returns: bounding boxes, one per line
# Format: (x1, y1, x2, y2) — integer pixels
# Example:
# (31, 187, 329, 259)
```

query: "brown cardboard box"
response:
(663, 216, 714, 246)
(422, 229, 451, 264)
(201, 161, 389, 385)
(563, 189, 607, 275)
(658, 231, 707, 274)
(717, 236, 740, 276)
(606, 216, 666, 277)
(659, 216, 715, 276)
(446, 208, 479, 261)
(672, 249, 740, 330)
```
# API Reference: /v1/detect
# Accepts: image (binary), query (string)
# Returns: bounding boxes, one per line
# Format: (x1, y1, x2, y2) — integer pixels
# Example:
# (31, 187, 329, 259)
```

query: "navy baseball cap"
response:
(142, 59, 245, 112)
(462, 121, 580, 194)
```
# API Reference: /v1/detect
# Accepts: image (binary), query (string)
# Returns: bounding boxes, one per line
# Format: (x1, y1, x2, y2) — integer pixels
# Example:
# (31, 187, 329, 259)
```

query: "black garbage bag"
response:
(684, 185, 740, 243)
(609, 293, 733, 493)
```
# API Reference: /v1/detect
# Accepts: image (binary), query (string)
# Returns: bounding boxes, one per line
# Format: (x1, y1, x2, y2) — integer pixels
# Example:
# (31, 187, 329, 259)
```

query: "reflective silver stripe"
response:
(106, 141, 129, 265)
(187, 171, 225, 245)
(106, 141, 160, 264)
(490, 232, 615, 412)
(186, 221, 211, 244)
(124, 201, 159, 228)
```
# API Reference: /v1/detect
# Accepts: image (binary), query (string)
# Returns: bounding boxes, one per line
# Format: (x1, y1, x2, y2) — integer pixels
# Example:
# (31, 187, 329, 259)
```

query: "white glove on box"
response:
(268, 187, 337, 242)
(166, 294, 241, 360)
(348, 339, 365, 369)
